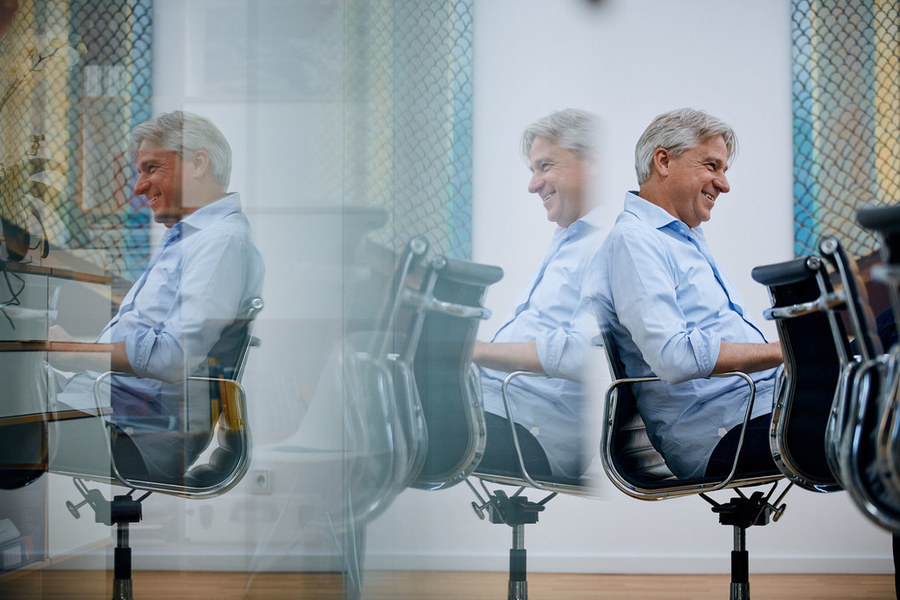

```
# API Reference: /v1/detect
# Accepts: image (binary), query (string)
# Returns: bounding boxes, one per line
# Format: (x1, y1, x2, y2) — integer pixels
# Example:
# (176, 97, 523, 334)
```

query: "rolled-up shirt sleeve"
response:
(607, 229, 720, 384)
(535, 292, 597, 381)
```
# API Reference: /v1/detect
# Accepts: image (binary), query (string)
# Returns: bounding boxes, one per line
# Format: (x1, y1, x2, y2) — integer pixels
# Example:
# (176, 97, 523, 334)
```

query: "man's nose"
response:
(715, 172, 730, 194)
(528, 172, 542, 194)
(134, 174, 149, 195)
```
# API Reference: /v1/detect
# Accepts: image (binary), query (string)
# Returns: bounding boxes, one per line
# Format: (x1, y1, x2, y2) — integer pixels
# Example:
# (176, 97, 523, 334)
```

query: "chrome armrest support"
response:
(496, 370, 595, 496)
(92, 370, 131, 488)
(499, 370, 548, 491)
(762, 291, 845, 320)
(400, 288, 492, 321)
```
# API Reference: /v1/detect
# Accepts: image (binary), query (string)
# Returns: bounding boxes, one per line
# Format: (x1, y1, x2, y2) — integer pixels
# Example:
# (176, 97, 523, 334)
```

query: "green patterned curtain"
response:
(0, 0, 152, 280)
(344, 0, 474, 258)
(792, 0, 900, 258)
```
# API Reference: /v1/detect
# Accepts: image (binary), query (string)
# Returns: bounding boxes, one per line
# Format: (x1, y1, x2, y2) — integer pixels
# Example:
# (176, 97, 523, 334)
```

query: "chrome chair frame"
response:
(53, 297, 264, 492)
(844, 205, 900, 532)
(814, 236, 900, 532)
(332, 236, 431, 525)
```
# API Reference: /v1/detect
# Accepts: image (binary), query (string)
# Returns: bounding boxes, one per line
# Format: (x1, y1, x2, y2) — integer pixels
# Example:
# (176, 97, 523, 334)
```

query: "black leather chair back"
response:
(752, 255, 847, 491)
(600, 330, 678, 488)
(411, 256, 502, 490)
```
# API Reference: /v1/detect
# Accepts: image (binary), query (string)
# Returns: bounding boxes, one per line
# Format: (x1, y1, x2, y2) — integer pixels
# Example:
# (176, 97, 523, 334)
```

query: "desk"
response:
(0, 259, 114, 575)
(0, 260, 113, 420)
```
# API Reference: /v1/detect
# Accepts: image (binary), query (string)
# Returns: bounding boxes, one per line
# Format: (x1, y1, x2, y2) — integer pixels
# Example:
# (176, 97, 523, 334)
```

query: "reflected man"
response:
(473, 109, 603, 481)
(50, 111, 264, 481)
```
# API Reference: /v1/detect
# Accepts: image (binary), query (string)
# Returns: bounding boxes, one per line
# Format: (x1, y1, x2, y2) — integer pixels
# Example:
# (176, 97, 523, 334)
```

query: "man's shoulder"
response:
(605, 211, 658, 245)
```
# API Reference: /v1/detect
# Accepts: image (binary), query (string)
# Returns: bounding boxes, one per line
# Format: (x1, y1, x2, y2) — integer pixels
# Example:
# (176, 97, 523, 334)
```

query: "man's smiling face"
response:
(527, 136, 590, 228)
(663, 134, 731, 228)
(133, 140, 185, 228)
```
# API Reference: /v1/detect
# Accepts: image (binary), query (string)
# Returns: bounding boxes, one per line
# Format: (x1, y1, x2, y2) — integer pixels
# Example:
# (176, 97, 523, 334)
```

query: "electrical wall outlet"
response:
(250, 469, 273, 495)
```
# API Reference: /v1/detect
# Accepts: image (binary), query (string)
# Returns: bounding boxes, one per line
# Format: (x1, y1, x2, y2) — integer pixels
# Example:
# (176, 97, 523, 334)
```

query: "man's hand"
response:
(472, 340, 545, 375)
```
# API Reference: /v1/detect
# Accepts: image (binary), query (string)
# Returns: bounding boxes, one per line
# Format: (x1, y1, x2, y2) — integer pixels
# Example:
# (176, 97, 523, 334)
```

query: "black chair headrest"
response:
(751, 255, 821, 287)
(858, 204, 900, 234)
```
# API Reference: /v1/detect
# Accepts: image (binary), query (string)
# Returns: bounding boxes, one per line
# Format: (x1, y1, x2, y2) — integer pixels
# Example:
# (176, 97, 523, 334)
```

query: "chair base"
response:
(508, 579, 527, 600)
(112, 577, 134, 600)
(731, 582, 751, 600)
(67, 480, 147, 600)
(468, 482, 556, 600)
(702, 487, 787, 600)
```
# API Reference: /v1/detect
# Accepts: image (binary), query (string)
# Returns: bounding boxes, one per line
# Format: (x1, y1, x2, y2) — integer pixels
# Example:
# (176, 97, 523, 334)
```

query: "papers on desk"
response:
(0, 304, 57, 322)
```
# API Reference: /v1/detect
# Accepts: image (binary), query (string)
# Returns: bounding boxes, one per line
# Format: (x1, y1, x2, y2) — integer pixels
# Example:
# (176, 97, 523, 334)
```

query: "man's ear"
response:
(189, 149, 210, 178)
(652, 147, 670, 177)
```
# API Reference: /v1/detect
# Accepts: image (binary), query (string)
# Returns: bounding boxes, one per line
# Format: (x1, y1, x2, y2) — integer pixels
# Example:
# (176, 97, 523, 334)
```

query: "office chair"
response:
(391, 250, 603, 600)
(860, 206, 900, 505)
(337, 236, 432, 523)
(750, 253, 850, 493)
(60, 296, 263, 600)
(599, 328, 787, 600)
(836, 205, 900, 532)
(244, 239, 502, 597)
(407, 254, 503, 491)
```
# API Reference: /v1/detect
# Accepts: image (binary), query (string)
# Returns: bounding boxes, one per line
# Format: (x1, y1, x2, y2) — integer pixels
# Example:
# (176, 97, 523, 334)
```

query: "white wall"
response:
(58, 0, 893, 578)
(363, 0, 894, 575)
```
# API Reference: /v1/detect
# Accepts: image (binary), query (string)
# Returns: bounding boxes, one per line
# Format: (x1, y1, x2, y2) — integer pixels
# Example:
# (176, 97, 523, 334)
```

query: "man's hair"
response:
(634, 108, 738, 185)
(521, 108, 597, 163)
(132, 111, 233, 188)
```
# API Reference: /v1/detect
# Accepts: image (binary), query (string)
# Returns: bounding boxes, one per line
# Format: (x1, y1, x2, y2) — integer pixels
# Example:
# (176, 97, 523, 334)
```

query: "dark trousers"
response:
(705, 414, 777, 478)
(478, 412, 553, 479)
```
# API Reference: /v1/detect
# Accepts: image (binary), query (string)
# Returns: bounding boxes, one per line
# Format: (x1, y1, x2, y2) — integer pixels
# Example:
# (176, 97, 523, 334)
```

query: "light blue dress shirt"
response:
(480, 208, 604, 479)
(592, 192, 776, 479)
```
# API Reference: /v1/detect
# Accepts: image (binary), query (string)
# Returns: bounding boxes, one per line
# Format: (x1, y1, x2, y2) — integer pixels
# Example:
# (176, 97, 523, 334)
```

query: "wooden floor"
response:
(2, 570, 896, 599)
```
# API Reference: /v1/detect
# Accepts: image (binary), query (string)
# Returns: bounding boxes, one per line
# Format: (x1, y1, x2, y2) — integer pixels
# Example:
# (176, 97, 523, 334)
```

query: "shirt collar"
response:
(178, 192, 242, 233)
(623, 190, 694, 236)
(562, 205, 604, 235)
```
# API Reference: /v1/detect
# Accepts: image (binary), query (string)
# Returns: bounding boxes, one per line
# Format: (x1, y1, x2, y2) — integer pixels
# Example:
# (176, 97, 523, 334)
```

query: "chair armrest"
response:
(91, 371, 251, 497)
(92, 370, 131, 488)
(601, 370, 761, 500)
(495, 371, 594, 496)
(499, 370, 548, 491)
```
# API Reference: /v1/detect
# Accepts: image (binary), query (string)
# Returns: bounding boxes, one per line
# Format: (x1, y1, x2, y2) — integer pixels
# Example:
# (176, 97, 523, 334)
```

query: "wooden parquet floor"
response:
(1, 570, 895, 599)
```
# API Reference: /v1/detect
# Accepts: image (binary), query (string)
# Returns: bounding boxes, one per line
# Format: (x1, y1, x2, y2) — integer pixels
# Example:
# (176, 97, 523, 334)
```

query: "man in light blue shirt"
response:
(50, 111, 264, 480)
(592, 108, 783, 480)
(473, 109, 603, 481)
